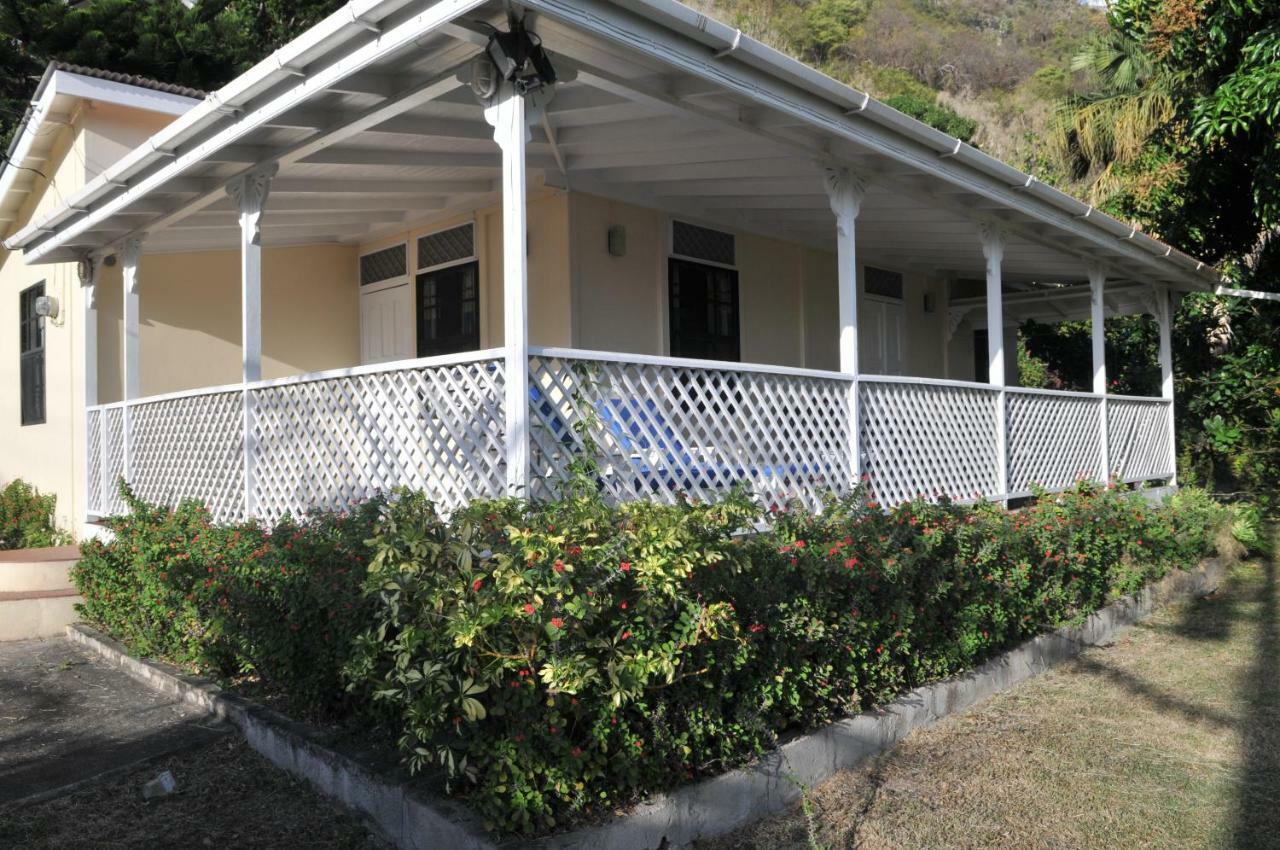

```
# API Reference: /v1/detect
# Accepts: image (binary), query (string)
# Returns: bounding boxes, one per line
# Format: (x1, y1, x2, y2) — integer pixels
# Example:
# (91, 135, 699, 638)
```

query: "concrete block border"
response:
(67, 556, 1225, 850)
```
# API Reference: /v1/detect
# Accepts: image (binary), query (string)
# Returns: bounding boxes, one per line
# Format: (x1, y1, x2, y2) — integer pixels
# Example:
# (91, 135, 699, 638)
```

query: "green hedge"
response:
(0, 479, 68, 550)
(72, 485, 380, 716)
(73, 481, 1232, 835)
(345, 482, 1230, 833)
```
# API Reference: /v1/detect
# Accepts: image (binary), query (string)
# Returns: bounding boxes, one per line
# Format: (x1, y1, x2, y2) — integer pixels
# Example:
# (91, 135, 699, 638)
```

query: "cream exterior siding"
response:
(94, 244, 360, 401)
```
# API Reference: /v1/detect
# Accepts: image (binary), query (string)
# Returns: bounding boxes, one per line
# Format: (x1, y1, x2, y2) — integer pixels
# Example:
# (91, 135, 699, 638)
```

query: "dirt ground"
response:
(699, 558, 1280, 850)
(0, 735, 387, 850)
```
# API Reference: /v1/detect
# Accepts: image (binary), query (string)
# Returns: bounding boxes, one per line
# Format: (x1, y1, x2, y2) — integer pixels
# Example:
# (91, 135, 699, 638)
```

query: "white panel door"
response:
(862, 299, 904, 376)
(360, 283, 414, 364)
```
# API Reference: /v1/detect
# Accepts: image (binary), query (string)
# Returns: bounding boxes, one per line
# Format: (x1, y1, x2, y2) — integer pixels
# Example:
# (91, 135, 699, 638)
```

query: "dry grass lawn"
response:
(700, 558, 1280, 850)
(0, 735, 386, 850)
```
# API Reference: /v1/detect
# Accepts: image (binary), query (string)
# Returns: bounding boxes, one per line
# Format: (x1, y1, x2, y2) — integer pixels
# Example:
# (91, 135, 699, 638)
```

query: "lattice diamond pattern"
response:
(130, 391, 246, 523)
(527, 355, 853, 511)
(418, 224, 474, 269)
(859, 381, 1001, 506)
(360, 244, 406, 286)
(250, 358, 505, 522)
(101, 407, 126, 516)
(1108, 399, 1173, 483)
(672, 221, 735, 266)
(1007, 392, 1103, 495)
(86, 409, 102, 515)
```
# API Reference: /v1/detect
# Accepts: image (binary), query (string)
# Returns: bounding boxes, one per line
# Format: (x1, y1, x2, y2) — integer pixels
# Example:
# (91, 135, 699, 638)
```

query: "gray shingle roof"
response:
(47, 61, 207, 100)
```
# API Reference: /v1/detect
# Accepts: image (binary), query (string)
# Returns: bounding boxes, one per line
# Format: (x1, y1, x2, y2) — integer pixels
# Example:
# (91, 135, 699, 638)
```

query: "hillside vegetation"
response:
(699, 0, 1104, 185)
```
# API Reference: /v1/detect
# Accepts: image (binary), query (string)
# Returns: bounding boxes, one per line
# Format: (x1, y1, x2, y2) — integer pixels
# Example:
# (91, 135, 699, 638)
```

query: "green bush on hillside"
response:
(0, 479, 68, 550)
(883, 92, 978, 141)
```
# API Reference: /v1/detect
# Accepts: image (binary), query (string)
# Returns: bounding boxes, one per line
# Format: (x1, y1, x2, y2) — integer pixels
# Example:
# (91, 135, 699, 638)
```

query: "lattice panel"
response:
(130, 391, 246, 523)
(251, 358, 505, 522)
(1108, 398, 1174, 483)
(859, 380, 1001, 506)
(86, 409, 102, 515)
(101, 406, 126, 516)
(527, 355, 854, 511)
(1007, 391, 1103, 495)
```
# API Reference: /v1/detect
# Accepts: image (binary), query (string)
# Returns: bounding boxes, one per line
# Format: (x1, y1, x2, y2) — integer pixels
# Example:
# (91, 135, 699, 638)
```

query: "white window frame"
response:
(356, 240, 410, 294)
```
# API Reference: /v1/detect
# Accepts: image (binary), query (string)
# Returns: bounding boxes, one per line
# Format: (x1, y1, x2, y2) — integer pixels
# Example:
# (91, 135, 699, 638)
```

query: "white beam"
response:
(269, 177, 494, 195)
(824, 166, 867, 482)
(486, 84, 538, 497)
(1089, 265, 1109, 481)
(204, 194, 448, 213)
(979, 221, 1008, 500)
(121, 237, 143, 483)
(1154, 285, 1177, 485)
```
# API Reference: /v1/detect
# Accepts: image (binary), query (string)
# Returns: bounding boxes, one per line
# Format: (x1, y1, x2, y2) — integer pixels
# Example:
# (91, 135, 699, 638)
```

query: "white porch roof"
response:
(3, 0, 1220, 293)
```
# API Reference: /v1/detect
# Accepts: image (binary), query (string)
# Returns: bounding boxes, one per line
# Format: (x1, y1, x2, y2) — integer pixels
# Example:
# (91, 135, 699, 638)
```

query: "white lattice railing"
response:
(86, 350, 505, 524)
(859, 376, 1002, 506)
(85, 348, 1176, 522)
(527, 348, 855, 512)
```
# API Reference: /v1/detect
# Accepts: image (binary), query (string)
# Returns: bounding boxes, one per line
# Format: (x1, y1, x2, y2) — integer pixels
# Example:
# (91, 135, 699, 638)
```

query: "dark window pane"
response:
(672, 220, 735, 267)
(418, 223, 475, 269)
(417, 261, 480, 356)
(668, 258, 739, 362)
(19, 282, 45, 426)
(360, 244, 407, 286)
(865, 266, 904, 300)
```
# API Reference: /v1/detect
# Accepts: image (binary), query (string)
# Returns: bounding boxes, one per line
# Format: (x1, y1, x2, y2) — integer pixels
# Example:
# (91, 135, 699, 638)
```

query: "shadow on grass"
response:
(1232, 557, 1279, 850)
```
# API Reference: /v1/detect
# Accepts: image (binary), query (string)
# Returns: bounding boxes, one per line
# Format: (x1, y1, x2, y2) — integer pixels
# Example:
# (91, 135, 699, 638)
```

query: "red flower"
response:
(619, 561, 631, 572)
(553, 560, 566, 573)
(749, 623, 764, 633)
(524, 603, 536, 615)
(621, 630, 632, 640)
(571, 746, 582, 757)
(794, 539, 806, 549)
(551, 617, 565, 629)
(844, 557, 859, 569)
(471, 578, 483, 592)
(619, 600, 628, 610)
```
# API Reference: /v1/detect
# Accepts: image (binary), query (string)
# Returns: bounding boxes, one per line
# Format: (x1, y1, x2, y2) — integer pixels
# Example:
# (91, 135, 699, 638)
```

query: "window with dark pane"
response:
(19, 282, 45, 426)
(865, 266, 905, 300)
(668, 257, 740, 362)
(672, 220, 735, 267)
(416, 261, 479, 356)
(360, 244, 406, 286)
(418, 223, 475, 270)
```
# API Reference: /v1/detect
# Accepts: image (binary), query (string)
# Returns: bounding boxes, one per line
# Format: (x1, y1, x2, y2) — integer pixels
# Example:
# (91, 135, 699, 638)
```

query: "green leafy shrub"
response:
(72, 484, 380, 716)
(346, 481, 1229, 834)
(0, 479, 69, 550)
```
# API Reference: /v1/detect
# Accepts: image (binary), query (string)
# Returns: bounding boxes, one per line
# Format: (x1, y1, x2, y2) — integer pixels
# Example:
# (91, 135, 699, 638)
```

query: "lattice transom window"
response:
(672, 220, 735, 267)
(865, 266, 904, 300)
(360, 244, 407, 286)
(418, 223, 475, 270)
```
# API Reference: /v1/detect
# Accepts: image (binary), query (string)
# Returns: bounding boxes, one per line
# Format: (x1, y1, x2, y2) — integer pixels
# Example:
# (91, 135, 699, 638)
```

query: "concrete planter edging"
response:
(67, 556, 1224, 850)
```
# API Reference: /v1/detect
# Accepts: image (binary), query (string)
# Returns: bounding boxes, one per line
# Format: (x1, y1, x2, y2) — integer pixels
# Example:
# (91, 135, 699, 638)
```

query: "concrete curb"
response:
(68, 556, 1225, 850)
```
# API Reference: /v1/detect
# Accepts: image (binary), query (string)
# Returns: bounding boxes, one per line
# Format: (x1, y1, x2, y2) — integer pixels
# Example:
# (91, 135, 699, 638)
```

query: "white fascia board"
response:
(4, 0, 428, 258)
(0, 70, 201, 219)
(554, 0, 1218, 290)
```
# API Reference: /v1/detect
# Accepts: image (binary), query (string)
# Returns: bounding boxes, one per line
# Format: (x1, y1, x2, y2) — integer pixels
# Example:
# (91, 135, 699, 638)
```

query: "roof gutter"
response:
(5, 0, 429, 258)
(598, 0, 1219, 290)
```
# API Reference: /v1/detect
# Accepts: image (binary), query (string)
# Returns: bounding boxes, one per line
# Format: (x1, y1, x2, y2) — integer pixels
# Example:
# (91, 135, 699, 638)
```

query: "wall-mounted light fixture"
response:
(35, 295, 59, 320)
(607, 225, 626, 257)
(923, 292, 936, 313)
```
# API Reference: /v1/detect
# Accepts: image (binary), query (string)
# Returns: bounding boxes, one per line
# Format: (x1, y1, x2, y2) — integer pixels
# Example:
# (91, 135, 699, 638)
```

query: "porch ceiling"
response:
(6, 0, 1217, 293)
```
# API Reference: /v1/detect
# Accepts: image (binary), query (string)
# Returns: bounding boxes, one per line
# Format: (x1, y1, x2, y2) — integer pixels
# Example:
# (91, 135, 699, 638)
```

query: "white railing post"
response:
(228, 162, 277, 519)
(1154, 284, 1177, 485)
(824, 166, 867, 488)
(83, 261, 99, 519)
(979, 222, 1008, 501)
(1089, 265, 1110, 483)
(120, 237, 143, 485)
(486, 82, 547, 497)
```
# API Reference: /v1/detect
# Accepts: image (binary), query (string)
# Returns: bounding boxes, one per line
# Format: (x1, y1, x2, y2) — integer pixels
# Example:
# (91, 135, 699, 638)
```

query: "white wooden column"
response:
(979, 222, 1008, 500)
(824, 166, 868, 484)
(486, 83, 540, 496)
(120, 237, 143, 483)
(1154, 284, 1178, 485)
(1089, 265, 1110, 482)
(227, 163, 277, 518)
(83, 261, 100, 516)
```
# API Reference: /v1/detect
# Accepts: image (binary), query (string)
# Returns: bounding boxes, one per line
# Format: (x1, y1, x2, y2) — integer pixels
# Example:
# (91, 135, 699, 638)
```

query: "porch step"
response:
(0, 545, 82, 640)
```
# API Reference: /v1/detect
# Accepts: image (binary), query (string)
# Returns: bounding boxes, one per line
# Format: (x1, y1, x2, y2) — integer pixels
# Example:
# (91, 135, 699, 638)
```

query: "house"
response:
(0, 0, 1219, 539)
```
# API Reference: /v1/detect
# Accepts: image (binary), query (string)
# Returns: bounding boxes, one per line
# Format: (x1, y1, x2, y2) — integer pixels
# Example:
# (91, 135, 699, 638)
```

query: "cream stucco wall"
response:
(95, 244, 360, 400)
